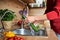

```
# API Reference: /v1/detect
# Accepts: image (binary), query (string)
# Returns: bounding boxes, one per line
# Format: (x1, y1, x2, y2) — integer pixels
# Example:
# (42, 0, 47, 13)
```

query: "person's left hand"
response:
(25, 16, 36, 23)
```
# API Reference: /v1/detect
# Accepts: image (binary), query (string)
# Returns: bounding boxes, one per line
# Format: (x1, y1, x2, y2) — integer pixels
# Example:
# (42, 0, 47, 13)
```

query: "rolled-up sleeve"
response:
(46, 11, 58, 20)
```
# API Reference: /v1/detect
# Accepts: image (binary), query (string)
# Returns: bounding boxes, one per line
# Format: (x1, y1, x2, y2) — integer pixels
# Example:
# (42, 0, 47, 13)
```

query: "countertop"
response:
(0, 20, 58, 40)
(15, 29, 58, 40)
(0, 29, 58, 40)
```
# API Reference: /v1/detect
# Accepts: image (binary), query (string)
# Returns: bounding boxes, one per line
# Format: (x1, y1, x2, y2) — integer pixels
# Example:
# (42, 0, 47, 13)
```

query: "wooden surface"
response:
(21, 0, 35, 3)
(0, 23, 58, 40)
(47, 29, 58, 40)
(0, 0, 24, 30)
(29, 8, 46, 16)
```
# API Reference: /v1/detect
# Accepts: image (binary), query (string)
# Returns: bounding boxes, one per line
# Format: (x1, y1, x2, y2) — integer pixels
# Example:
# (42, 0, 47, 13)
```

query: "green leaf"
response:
(0, 9, 15, 21)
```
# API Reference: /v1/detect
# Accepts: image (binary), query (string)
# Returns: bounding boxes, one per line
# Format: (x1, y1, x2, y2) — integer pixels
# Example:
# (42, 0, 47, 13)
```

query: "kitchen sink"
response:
(13, 28, 47, 36)
(30, 29, 47, 36)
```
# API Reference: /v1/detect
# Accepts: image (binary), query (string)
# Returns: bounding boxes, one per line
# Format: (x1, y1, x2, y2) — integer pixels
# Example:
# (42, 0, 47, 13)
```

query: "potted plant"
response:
(0, 9, 15, 30)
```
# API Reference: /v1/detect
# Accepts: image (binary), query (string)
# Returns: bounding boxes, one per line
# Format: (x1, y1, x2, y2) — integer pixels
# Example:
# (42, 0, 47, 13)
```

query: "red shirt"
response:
(46, 9, 60, 34)
(46, 11, 59, 20)
(45, 0, 60, 34)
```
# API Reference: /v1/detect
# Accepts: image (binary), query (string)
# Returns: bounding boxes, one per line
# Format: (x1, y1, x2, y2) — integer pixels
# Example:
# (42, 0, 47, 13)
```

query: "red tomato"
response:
(7, 37, 14, 40)
(17, 37, 21, 40)
(14, 36, 18, 40)
(17, 20, 22, 25)
(13, 36, 24, 40)
(20, 38, 24, 40)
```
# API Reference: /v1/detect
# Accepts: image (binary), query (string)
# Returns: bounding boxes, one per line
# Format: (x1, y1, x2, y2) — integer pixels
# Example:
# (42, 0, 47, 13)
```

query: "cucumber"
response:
(30, 23, 39, 32)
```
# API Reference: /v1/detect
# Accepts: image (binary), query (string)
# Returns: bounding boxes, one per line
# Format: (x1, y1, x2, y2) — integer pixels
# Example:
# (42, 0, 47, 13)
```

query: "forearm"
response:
(27, 14, 48, 22)
(34, 14, 48, 20)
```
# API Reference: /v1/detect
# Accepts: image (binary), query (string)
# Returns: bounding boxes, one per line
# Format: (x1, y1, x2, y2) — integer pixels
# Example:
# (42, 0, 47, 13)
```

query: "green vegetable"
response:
(36, 25, 40, 29)
(22, 15, 26, 19)
(0, 9, 15, 21)
(30, 23, 39, 32)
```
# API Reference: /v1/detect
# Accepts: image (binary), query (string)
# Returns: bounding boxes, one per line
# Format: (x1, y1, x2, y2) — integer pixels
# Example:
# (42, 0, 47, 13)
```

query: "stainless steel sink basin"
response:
(13, 28, 32, 36)
(36, 29, 47, 36)
(30, 29, 47, 36)
(13, 28, 47, 36)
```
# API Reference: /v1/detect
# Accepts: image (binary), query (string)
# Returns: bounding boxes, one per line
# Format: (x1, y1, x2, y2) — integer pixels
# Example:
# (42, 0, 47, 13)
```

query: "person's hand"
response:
(26, 16, 36, 23)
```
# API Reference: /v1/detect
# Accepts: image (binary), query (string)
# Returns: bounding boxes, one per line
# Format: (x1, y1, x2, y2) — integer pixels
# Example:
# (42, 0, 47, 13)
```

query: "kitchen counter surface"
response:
(47, 29, 58, 40)
(0, 29, 58, 40)
(2, 29, 56, 40)
(16, 29, 58, 40)
(0, 20, 58, 40)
